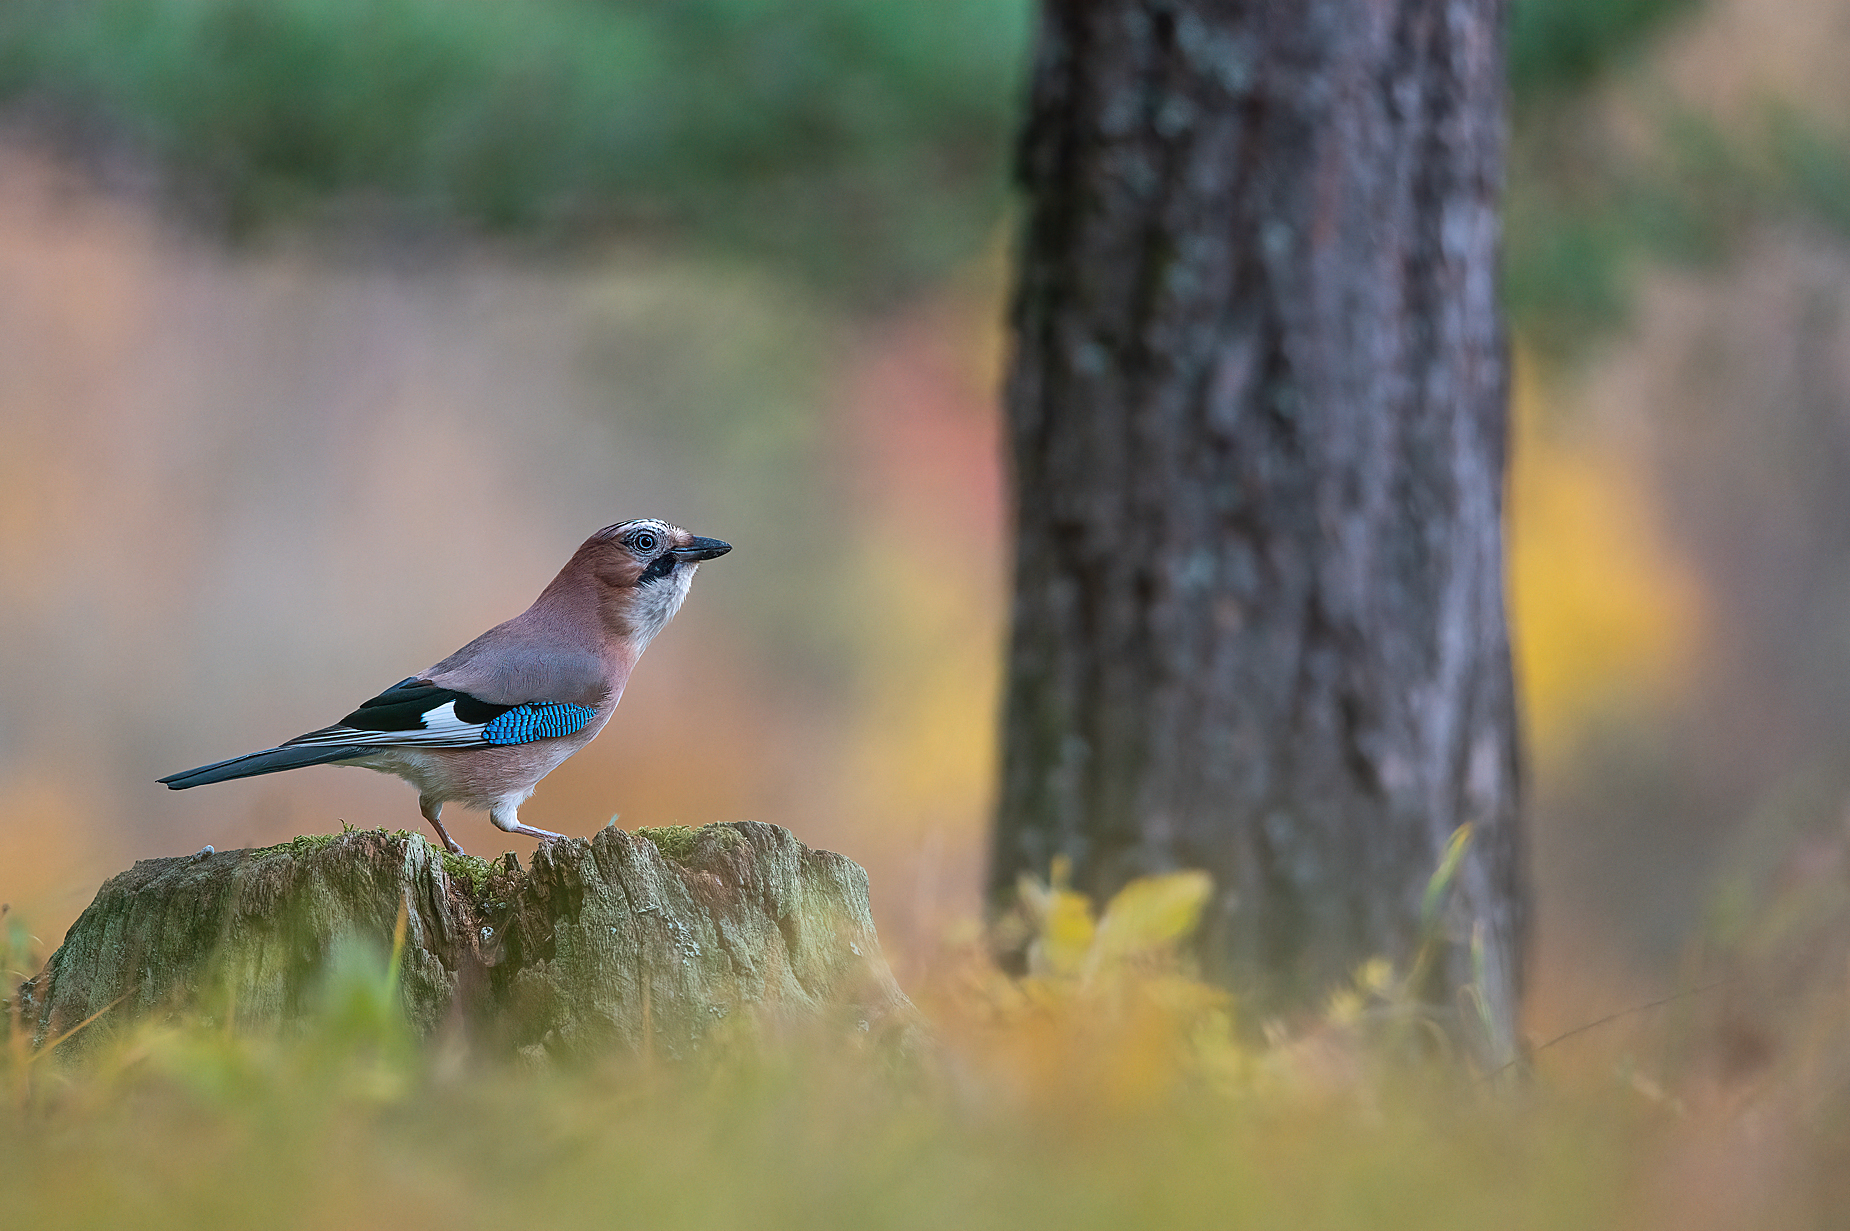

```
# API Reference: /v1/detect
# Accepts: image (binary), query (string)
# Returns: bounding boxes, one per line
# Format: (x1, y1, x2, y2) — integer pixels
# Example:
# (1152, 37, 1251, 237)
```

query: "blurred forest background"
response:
(1, 0, 1849, 1060)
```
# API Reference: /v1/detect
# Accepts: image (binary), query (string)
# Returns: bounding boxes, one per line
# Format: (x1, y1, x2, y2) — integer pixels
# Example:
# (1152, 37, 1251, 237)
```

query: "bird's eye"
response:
(631, 531, 659, 554)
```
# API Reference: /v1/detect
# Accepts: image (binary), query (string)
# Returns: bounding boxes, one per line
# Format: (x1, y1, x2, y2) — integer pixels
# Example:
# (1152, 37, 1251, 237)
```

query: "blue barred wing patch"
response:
(482, 703, 598, 745)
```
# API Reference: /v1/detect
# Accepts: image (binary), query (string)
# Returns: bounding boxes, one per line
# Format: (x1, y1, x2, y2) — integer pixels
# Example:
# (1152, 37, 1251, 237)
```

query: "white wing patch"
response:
(285, 700, 493, 749)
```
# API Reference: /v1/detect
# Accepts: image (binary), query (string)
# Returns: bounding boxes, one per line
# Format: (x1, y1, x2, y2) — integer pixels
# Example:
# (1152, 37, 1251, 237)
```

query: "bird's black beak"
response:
(673, 536, 732, 562)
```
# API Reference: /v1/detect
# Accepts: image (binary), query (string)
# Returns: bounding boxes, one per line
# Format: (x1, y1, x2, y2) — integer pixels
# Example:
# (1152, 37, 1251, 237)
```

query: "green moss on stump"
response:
(16, 822, 922, 1063)
(636, 824, 698, 862)
(277, 829, 346, 858)
(439, 850, 497, 900)
(637, 823, 750, 866)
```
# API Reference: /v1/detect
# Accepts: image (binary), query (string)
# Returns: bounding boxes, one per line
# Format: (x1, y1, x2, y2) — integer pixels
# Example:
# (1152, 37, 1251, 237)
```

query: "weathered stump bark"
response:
(15, 822, 922, 1061)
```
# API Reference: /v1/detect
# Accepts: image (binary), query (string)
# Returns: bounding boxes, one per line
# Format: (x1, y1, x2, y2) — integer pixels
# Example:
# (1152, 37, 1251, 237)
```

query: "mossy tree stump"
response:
(15, 822, 922, 1061)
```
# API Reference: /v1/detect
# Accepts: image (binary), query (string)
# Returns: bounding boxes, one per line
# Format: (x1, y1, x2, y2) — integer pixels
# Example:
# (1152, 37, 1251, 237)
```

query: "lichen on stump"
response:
(15, 821, 922, 1061)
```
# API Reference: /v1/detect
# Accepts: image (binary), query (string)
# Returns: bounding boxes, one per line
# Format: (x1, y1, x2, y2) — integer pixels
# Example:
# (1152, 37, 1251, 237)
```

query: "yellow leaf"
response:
(1029, 886, 1097, 978)
(1094, 871, 1213, 959)
(1357, 957, 1394, 996)
(1325, 988, 1364, 1025)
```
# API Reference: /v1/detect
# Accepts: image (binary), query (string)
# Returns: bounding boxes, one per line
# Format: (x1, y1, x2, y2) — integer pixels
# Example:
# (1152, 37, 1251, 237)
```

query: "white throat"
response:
(630, 565, 697, 652)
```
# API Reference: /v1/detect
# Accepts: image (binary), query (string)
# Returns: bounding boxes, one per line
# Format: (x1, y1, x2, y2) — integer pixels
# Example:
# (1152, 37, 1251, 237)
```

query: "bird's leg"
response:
(419, 795, 467, 856)
(489, 801, 566, 843)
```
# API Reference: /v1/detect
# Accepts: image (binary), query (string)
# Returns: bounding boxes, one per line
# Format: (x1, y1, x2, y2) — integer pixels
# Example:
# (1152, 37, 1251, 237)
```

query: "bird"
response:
(159, 519, 731, 856)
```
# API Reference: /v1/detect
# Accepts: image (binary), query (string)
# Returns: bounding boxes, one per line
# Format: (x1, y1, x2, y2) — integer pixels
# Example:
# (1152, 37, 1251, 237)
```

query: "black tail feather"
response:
(158, 744, 375, 789)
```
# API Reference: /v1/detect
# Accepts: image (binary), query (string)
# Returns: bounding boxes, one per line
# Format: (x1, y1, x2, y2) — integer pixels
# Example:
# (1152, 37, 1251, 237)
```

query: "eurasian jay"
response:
(159, 519, 731, 855)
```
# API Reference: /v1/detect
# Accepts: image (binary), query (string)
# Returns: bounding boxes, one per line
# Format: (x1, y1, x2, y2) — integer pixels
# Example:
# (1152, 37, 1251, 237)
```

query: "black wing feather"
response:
(330, 676, 513, 733)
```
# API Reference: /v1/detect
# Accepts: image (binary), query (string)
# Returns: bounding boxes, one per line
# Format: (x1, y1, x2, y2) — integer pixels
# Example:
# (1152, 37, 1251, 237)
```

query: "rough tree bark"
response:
(991, 0, 1522, 1053)
(17, 823, 921, 1061)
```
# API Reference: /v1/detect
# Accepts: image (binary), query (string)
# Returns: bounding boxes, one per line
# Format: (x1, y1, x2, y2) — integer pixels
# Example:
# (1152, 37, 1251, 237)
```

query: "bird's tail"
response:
(158, 744, 376, 789)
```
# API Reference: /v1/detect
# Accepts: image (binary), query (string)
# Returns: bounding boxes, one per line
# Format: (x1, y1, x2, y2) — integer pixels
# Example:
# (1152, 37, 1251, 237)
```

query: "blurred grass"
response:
(0, 873, 1634, 1231)
(8, 860, 1848, 1230)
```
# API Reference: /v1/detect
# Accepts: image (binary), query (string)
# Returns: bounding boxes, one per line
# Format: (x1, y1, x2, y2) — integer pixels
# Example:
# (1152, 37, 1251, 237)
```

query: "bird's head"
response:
(562, 518, 731, 650)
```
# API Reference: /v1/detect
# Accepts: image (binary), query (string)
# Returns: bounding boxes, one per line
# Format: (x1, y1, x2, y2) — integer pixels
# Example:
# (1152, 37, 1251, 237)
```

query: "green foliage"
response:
(1504, 3, 1850, 363)
(1765, 108, 1850, 236)
(1510, 0, 1703, 105)
(6, 0, 1840, 355)
(0, 0, 1030, 288)
(1503, 0, 1709, 358)
(1503, 100, 1850, 360)
(1504, 184, 1636, 358)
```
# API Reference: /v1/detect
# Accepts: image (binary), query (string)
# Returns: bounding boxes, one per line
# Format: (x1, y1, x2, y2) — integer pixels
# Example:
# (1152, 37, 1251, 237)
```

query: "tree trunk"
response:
(992, 0, 1522, 1054)
(16, 823, 922, 1062)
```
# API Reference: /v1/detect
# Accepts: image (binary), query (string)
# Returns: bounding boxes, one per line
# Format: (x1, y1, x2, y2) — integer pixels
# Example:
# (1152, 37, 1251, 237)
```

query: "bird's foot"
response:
(421, 814, 467, 857)
(503, 822, 567, 844)
(487, 802, 566, 844)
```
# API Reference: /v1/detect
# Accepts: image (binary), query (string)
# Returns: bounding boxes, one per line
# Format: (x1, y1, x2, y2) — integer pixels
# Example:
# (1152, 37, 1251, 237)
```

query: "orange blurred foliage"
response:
(1507, 350, 1706, 768)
